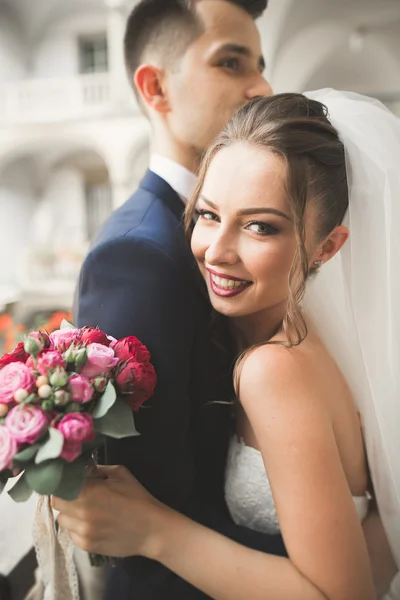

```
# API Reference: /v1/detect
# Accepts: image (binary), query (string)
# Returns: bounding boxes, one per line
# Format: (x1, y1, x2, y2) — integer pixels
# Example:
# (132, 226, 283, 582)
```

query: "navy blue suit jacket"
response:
(75, 171, 286, 599)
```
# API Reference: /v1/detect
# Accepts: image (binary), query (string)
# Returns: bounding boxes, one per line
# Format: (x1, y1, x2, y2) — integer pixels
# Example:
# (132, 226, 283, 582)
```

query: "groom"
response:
(72, 1, 285, 598)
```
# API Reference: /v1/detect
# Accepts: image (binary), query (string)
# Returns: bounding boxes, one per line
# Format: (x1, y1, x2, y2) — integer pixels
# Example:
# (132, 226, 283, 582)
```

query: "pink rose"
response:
(56, 413, 94, 462)
(37, 351, 66, 375)
(26, 348, 50, 370)
(80, 343, 119, 379)
(107, 336, 118, 348)
(57, 413, 94, 442)
(49, 328, 81, 352)
(5, 405, 48, 444)
(60, 441, 82, 462)
(0, 426, 18, 471)
(0, 362, 35, 405)
(68, 374, 94, 403)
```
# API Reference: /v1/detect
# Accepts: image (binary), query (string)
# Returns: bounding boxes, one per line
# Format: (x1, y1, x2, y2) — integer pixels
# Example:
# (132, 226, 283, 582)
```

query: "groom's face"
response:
(164, 1, 272, 154)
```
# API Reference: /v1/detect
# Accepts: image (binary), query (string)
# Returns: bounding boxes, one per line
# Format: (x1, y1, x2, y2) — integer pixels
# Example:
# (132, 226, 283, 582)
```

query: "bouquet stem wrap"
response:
(32, 495, 79, 600)
(86, 456, 115, 568)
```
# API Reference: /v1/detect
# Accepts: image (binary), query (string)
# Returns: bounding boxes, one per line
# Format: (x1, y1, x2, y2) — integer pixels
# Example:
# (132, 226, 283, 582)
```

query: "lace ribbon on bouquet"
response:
(32, 495, 79, 600)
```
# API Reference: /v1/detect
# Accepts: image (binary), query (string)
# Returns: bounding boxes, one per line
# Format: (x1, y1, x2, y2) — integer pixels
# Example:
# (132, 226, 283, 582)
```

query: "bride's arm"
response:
(145, 345, 375, 600)
(54, 345, 375, 600)
(229, 345, 375, 600)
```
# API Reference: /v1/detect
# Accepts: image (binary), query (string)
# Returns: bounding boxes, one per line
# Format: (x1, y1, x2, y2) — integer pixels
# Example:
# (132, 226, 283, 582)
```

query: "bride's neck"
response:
(230, 304, 287, 351)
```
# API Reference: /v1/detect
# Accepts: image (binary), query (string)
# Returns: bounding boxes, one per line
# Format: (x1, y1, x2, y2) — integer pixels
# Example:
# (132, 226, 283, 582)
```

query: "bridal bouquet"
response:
(0, 321, 156, 502)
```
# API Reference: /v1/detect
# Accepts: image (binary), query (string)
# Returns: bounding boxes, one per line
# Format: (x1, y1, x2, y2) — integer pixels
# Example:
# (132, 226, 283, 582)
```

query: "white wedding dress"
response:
(225, 435, 400, 599)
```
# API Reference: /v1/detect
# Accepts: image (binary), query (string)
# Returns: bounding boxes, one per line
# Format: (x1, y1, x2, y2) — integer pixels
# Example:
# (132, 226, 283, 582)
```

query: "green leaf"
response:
(60, 319, 74, 330)
(81, 434, 105, 454)
(92, 382, 116, 419)
(94, 400, 140, 439)
(35, 429, 64, 464)
(0, 475, 8, 496)
(14, 444, 41, 463)
(8, 473, 33, 503)
(52, 458, 87, 500)
(25, 459, 64, 496)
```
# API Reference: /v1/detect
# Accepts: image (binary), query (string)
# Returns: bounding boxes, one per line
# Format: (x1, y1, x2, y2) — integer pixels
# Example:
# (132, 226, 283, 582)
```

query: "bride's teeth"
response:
(211, 274, 248, 290)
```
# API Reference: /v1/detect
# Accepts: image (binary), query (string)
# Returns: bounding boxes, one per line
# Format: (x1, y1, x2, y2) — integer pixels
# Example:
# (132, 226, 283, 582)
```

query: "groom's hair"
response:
(124, 0, 268, 96)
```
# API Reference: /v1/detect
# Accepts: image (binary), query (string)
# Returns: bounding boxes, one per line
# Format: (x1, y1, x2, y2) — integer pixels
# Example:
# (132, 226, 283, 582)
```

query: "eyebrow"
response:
(199, 195, 291, 221)
(216, 43, 266, 72)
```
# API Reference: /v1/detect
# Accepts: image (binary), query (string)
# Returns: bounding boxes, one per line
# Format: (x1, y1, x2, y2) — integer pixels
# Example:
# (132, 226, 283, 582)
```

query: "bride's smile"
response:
(191, 143, 297, 328)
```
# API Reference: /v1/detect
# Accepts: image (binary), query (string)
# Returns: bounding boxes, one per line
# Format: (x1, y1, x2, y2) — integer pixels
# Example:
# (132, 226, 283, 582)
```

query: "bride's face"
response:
(191, 143, 306, 319)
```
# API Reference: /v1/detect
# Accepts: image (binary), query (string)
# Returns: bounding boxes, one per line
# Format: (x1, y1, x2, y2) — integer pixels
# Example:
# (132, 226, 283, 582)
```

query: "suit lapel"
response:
(140, 170, 185, 222)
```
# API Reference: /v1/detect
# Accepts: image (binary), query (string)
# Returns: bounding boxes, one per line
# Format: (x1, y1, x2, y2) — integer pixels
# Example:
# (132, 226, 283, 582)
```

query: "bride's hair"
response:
(185, 93, 349, 347)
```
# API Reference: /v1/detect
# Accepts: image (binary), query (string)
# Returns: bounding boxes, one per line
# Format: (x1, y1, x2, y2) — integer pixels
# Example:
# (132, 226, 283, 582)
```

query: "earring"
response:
(313, 260, 323, 269)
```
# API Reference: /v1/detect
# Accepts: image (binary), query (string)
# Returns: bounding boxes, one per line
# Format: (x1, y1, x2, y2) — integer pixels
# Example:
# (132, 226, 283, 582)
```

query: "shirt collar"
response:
(149, 154, 197, 203)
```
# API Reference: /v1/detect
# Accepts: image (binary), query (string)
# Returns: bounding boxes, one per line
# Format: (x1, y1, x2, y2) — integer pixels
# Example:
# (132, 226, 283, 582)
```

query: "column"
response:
(105, 0, 130, 107)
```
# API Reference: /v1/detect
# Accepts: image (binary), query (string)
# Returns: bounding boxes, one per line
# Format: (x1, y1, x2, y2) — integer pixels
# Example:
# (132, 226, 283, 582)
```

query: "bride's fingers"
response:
(51, 479, 105, 512)
(96, 464, 131, 480)
(69, 531, 101, 554)
(57, 513, 92, 539)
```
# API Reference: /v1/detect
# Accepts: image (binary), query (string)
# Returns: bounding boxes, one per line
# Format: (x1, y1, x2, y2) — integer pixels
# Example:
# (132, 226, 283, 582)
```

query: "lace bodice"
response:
(225, 436, 369, 536)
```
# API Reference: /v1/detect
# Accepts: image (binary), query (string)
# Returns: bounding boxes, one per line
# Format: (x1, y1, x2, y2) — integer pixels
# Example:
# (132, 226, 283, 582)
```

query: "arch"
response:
(0, 136, 110, 180)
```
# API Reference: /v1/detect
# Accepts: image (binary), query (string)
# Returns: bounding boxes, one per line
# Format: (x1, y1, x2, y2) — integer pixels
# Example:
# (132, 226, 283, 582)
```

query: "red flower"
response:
(80, 326, 111, 347)
(0, 342, 29, 369)
(113, 336, 151, 364)
(115, 358, 156, 411)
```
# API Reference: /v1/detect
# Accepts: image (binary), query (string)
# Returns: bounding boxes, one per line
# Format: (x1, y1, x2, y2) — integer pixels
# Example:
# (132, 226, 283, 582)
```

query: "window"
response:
(79, 35, 108, 74)
(85, 185, 112, 241)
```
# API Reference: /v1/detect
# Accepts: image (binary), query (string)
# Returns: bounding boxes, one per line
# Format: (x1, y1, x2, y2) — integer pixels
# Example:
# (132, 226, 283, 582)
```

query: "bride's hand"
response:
(52, 465, 166, 558)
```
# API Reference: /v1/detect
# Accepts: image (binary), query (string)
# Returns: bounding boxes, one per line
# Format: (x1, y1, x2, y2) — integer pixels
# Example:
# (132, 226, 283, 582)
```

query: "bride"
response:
(56, 90, 400, 599)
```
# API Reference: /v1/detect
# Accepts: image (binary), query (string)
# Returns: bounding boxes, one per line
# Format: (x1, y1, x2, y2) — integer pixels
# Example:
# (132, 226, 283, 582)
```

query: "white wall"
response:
(0, 159, 37, 290)
(33, 12, 107, 78)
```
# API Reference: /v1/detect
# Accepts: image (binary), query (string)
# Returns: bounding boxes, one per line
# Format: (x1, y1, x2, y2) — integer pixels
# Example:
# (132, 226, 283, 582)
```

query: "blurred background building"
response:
(0, 0, 399, 346)
(0, 0, 400, 597)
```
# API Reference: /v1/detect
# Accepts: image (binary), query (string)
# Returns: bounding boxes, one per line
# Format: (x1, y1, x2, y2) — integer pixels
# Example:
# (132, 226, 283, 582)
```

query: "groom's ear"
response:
(314, 225, 349, 265)
(134, 64, 170, 114)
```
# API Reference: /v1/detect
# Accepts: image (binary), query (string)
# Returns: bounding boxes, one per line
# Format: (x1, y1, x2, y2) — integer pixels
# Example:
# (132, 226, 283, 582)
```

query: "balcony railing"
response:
(0, 73, 136, 124)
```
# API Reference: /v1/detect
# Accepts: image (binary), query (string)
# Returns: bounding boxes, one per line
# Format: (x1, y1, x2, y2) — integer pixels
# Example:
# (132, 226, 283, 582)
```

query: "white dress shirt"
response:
(149, 154, 197, 203)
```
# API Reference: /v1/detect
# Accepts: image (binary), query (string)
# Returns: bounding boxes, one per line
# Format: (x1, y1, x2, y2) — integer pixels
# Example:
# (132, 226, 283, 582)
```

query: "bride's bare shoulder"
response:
(237, 333, 333, 414)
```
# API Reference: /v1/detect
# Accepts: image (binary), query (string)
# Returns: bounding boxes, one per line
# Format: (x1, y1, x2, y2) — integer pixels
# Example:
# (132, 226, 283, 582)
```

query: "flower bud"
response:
(36, 375, 49, 388)
(74, 348, 88, 372)
(65, 402, 82, 413)
(49, 368, 69, 388)
(24, 336, 42, 357)
(93, 376, 108, 393)
(30, 330, 51, 349)
(63, 344, 77, 365)
(41, 399, 54, 412)
(14, 389, 29, 403)
(54, 390, 70, 407)
(0, 403, 9, 417)
(38, 384, 52, 399)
